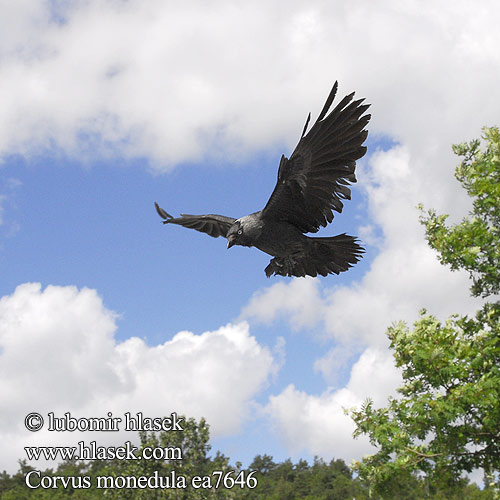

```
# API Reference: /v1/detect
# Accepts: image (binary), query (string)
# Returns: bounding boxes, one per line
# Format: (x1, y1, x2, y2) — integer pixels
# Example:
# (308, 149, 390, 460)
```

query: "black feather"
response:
(156, 82, 370, 278)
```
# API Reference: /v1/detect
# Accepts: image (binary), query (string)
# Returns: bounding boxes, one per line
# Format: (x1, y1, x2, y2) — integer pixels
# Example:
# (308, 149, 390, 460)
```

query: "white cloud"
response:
(241, 145, 483, 350)
(0, 283, 275, 473)
(313, 344, 358, 386)
(322, 144, 484, 347)
(0, 1, 499, 169)
(241, 141, 484, 464)
(266, 347, 401, 463)
(240, 277, 323, 330)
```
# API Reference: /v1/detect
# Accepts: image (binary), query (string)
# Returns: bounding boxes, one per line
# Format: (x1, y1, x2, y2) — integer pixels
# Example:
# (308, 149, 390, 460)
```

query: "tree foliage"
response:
(1, 417, 489, 499)
(100, 416, 234, 500)
(421, 126, 500, 298)
(350, 127, 500, 498)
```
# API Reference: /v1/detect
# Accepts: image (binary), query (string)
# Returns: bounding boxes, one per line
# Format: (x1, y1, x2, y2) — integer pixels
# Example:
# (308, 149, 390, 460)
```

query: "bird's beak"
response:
(227, 235, 236, 249)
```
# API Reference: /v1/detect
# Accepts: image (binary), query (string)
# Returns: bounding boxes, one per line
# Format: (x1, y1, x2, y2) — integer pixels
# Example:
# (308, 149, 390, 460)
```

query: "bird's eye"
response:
(237, 229, 242, 235)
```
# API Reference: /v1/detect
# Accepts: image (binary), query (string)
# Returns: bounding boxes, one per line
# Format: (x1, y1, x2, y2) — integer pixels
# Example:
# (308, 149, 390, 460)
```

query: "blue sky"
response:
(0, 145, 372, 339)
(0, 140, 374, 466)
(1, 0, 499, 478)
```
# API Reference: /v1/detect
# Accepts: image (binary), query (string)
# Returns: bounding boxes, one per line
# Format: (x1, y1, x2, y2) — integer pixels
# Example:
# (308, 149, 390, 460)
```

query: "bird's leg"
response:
(265, 257, 290, 277)
(265, 258, 281, 277)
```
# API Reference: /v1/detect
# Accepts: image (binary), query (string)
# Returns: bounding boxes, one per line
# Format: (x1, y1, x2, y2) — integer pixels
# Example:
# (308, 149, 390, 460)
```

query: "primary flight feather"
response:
(155, 82, 370, 278)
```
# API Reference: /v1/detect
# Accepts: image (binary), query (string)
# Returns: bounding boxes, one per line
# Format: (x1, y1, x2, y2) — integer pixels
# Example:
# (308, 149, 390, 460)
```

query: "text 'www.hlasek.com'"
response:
(23, 411, 258, 491)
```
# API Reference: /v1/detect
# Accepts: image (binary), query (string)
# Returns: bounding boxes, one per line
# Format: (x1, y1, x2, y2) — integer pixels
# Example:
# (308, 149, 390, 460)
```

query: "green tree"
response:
(423, 126, 500, 298)
(350, 127, 500, 498)
(100, 416, 234, 500)
(0, 450, 489, 499)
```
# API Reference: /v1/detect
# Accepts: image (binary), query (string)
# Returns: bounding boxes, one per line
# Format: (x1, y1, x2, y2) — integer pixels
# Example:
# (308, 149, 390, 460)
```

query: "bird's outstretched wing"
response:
(261, 82, 370, 233)
(155, 202, 235, 238)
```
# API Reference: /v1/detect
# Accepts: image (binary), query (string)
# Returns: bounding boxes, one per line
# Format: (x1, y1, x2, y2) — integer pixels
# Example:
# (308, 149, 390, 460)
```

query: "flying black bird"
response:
(155, 82, 370, 278)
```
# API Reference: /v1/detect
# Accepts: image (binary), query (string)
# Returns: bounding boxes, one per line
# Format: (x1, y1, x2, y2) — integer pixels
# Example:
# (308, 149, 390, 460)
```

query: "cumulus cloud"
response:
(1, 1, 499, 169)
(266, 347, 402, 463)
(240, 277, 323, 330)
(0, 283, 275, 472)
(241, 137, 483, 464)
(241, 145, 483, 350)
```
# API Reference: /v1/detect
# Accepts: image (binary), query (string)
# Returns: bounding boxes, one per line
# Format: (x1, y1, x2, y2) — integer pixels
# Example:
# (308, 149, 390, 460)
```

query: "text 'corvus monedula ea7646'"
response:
(155, 82, 370, 278)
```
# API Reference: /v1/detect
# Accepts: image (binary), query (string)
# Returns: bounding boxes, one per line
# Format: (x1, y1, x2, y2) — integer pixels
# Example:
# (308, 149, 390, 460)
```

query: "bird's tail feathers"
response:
(265, 233, 364, 278)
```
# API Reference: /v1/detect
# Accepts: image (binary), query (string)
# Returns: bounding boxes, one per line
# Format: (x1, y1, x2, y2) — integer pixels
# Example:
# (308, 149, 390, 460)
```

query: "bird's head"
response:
(227, 221, 244, 249)
(226, 220, 253, 249)
(227, 215, 262, 249)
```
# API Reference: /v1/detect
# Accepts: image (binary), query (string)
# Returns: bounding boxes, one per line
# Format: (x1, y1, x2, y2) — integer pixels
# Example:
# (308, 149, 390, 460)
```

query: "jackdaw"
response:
(155, 82, 370, 278)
